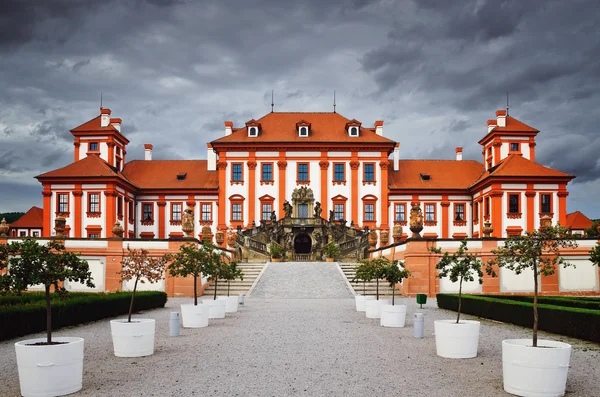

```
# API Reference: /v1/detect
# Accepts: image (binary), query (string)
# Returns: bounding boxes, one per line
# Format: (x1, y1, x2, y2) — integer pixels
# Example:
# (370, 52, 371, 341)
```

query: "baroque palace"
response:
(33, 107, 573, 260)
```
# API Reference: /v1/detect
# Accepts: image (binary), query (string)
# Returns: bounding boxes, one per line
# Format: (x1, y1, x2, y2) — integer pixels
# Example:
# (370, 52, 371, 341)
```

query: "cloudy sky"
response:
(1, 0, 599, 218)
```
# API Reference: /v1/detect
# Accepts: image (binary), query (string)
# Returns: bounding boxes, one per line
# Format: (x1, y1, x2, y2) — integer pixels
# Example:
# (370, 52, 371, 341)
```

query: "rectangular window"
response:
(201, 204, 212, 221)
(116, 160, 121, 170)
(58, 194, 69, 213)
(89, 233, 99, 239)
(509, 194, 519, 214)
(261, 163, 272, 181)
(364, 163, 375, 182)
(117, 196, 123, 217)
(334, 163, 345, 181)
(128, 201, 134, 220)
(172, 203, 182, 221)
(33, 231, 39, 237)
(541, 194, 551, 213)
(232, 163, 243, 181)
(19, 231, 26, 237)
(395, 204, 405, 222)
(89, 193, 100, 213)
(143, 203, 153, 221)
(425, 204, 435, 221)
(262, 204, 272, 221)
(510, 143, 519, 152)
(334, 204, 345, 221)
(297, 163, 309, 181)
(455, 204, 465, 221)
(474, 202, 479, 221)
(298, 204, 309, 218)
(364, 204, 375, 221)
(89, 142, 99, 151)
(232, 204, 242, 221)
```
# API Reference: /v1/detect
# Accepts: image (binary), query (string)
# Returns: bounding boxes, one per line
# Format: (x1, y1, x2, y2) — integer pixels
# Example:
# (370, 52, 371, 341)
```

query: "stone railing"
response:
(247, 237, 267, 255)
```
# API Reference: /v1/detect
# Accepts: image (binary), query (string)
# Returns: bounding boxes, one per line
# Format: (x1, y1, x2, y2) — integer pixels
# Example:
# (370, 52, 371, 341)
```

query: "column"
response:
(73, 138, 80, 162)
(440, 199, 450, 238)
(247, 157, 257, 227)
(277, 153, 287, 219)
(491, 189, 503, 238)
(157, 196, 166, 239)
(350, 153, 360, 225)
(104, 188, 117, 238)
(529, 140, 536, 162)
(107, 141, 115, 167)
(319, 157, 329, 217)
(525, 187, 535, 232)
(42, 187, 52, 237)
(493, 141, 501, 166)
(217, 154, 227, 230)
(73, 186, 83, 238)
(379, 158, 390, 230)
(558, 189, 568, 227)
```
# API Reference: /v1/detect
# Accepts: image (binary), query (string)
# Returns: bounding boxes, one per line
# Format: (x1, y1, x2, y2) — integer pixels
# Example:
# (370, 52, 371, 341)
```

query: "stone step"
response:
(201, 263, 266, 296)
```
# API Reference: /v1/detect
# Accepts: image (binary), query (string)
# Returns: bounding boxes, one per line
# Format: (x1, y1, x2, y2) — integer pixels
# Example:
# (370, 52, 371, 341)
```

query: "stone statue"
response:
(271, 210, 277, 223)
(314, 201, 322, 218)
(409, 203, 424, 238)
(283, 200, 293, 218)
(285, 233, 293, 251)
(329, 210, 335, 223)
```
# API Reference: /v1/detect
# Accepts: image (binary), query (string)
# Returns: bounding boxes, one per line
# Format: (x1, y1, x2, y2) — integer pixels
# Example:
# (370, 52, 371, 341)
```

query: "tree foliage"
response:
(585, 220, 600, 237)
(352, 261, 374, 296)
(355, 257, 390, 300)
(430, 239, 483, 323)
(169, 242, 216, 305)
(220, 261, 244, 297)
(590, 242, 600, 269)
(120, 246, 169, 322)
(0, 212, 25, 224)
(0, 238, 94, 343)
(486, 225, 578, 347)
(201, 247, 231, 300)
(383, 260, 411, 305)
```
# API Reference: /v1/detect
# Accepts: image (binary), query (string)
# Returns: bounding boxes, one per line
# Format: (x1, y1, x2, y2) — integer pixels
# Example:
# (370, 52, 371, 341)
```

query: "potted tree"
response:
(324, 242, 340, 262)
(201, 247, 229, 319)
(169, 241, 212, 328)
(363, 257, 390, 319)
(352, 262, 375, 312)
(430, 239, 483, 358)
(2, 238, 94, 397)
(218, 261, 244, 313)
(110, 246, 169, 357)
(380, 260, 411, 327)
(487, 225, 578, 397)
(270, 244, 283, 262)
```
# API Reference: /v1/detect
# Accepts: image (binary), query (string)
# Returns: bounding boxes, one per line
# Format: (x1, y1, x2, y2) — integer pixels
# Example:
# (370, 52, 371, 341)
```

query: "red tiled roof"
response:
(211, 112, 395, 145)
(566, 211, 593, 230)
(9, 206, 43, 228)
(36, 155, 133, 185)
(122, 160, 218, 190)
(389, 160, 485, 190)
(71, 115, 119, 133)
(473, 155, 573, 185)
(492, 115, 538, 133)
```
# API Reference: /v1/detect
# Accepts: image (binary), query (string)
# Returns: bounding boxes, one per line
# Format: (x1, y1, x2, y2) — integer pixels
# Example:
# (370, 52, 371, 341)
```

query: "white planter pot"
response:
(110, 319, 155, 357)
(239, 294, 245, 305)
(202, 298, 226, 319)
(181, 304, 209, 328)
(434, 319, 480, 358)
(218, 296, 239, 313)
(355, 295, 375, 312)
(380, 304, 407, 327)
(502, 339, 571, 397)
(365, 299, 390, 319)
(15, 336, 84, 397)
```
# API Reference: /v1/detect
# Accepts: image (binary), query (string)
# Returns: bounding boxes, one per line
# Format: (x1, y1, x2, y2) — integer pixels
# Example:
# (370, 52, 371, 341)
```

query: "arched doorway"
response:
(294, 233, 312, 254)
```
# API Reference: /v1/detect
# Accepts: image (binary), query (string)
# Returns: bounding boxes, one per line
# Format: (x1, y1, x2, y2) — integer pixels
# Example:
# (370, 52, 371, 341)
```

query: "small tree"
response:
(120, 246, 170, 322)
(169, 241, 215, 305)
(430, 239, 483, 323)
(383, 260, 411, 305)
(221, 261, 244, 297)
(203, 247, 230, 300)
(352, 262, 374, 296)
(1, 238, 94, 344)
(324, 242, 340, 259)
(269, 244, 283, 260)
(590, 241, 600, 273)
(486, 225, 578, 347)
(356, 257, 387, 300)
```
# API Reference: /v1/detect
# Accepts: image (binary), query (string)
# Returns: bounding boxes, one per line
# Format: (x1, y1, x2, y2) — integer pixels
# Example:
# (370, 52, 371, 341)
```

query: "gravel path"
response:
(1, 266, 599, 396)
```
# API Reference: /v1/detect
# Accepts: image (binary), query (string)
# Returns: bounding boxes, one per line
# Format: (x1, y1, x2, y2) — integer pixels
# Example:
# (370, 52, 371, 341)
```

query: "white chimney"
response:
(224, 121, 233, 136)
(144, 144, 153, 161)
(110, 117, 121, 132)
(393, 144, 400, 171)
(100, 108, 111, 128)
(456, 147, 463, 161)
(496, 110, 506, 127)
(375, 120, 384, 136)
(207, 145, 217, 171)
(487, 120, 496, 133)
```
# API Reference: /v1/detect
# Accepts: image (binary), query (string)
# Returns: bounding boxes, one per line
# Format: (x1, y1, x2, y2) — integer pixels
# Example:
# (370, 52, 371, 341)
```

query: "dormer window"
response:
(296, 120, 311, 138)
(248, 126, 259, 137)
(349, 126, 359, 137)
(420, 173, 431, 181)
(177, 173, 187, 180)
(345, 119, 362, 137)
(245, 119, 261, 137)
(299, 126, 309, 137)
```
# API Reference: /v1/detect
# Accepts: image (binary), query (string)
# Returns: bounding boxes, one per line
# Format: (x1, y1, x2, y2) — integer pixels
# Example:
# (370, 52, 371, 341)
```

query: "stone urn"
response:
(112, 221, 123, 238)
(0, 218, 8, 237)
(201, 225, 212, 242)
(226, 230, 237, 248)
(380, 229, 389, 246)
(482, 221, 493, 238)
(368, 230, 378, 248)
(540, 214, 552, 229)
(392, 225, 403, 243)
(409, 204, 423, 238)
(181, 207, 194, 238)
(215, 229, 225, 245)
(54, 216, 66, 237)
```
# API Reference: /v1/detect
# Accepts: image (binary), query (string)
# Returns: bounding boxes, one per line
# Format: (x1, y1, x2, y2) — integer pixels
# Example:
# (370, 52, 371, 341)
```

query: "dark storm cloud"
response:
(0, 0, 598, 217)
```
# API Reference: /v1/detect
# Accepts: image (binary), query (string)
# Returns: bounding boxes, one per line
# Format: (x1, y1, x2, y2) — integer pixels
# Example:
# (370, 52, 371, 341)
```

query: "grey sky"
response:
(0, 0, 599, 218)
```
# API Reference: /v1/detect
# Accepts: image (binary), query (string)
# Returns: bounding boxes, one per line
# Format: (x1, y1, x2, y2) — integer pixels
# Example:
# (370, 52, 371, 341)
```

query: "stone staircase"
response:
(201, 262, 265, 297)
(339, 262, 399, 297)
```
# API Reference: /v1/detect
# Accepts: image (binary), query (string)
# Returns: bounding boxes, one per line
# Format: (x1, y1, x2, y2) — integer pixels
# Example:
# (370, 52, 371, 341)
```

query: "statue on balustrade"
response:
(283, 200, 293, 218)
(314, 201, 322, 219)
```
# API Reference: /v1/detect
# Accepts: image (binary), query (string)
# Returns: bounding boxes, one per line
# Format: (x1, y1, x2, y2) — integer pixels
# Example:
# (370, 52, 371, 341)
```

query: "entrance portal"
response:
(294, 233, 312, 254)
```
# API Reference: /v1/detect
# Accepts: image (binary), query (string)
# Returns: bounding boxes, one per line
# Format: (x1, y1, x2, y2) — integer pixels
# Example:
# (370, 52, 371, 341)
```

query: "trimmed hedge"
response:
(437, 294, 600, 343)
(479, 295, 600, 311)
(0, 291, 167, 341)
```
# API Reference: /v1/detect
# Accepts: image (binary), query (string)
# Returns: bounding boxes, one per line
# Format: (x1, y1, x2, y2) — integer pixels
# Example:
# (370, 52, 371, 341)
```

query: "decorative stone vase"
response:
(409, 204, 423, 238)
(0, 218, 8, 237)
(392, 225, 403, 243)
(112, 222, 123, 238)
(483, 221, 493, 237)
(181, 207, 194, 238)
(368, 230, 378, 248)
(54, 216, 66, 237)
(540, 214, 552, 229)
(215, 229, 225, 245)
(380, 229, 389, 246)
(201, 225, 212, 242)
(226, 230, 237, 248)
